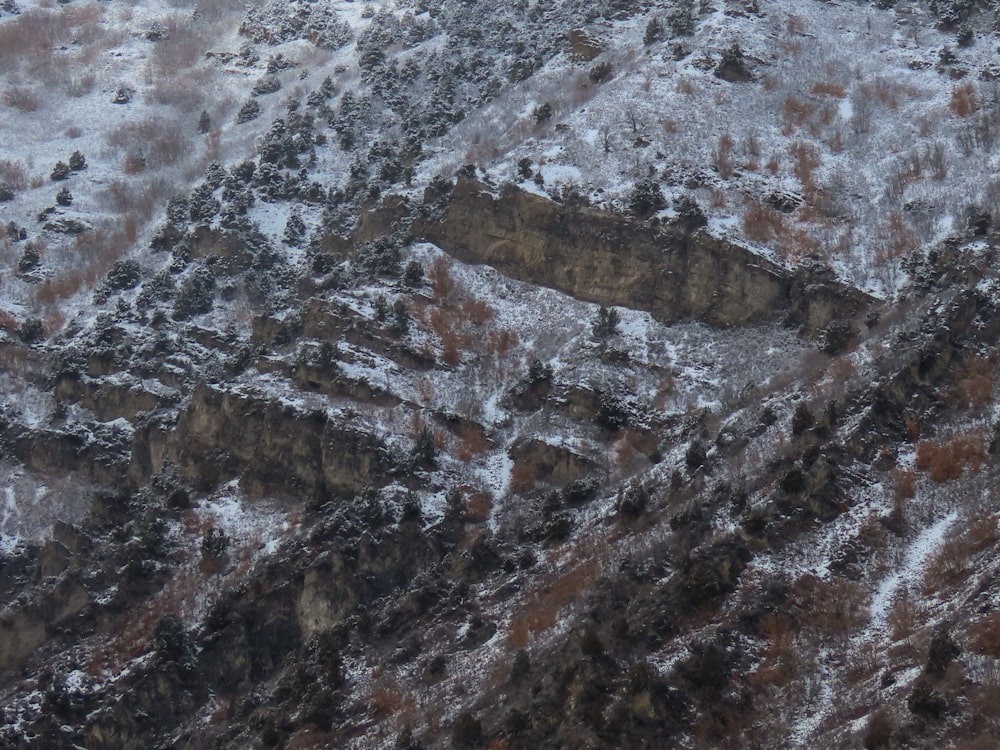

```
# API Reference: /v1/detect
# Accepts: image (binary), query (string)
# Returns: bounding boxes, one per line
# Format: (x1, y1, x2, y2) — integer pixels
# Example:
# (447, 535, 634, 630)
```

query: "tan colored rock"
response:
(414, 179, 873, 336)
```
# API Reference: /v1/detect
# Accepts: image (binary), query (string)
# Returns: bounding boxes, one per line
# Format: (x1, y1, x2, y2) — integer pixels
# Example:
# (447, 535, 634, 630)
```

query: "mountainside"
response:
(3, 1, 1000, 748)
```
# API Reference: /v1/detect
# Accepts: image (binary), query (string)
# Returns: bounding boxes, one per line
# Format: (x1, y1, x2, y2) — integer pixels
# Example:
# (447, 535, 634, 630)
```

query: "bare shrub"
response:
(486, 327, 518, 357)
(792, 574, 868, 634)
(924, 533, 972, 591)
(427, 256, 454, 301)
(107, 118, 190, 170)
(146, 15, 212, 79)
(888, 592, 915, 642)
(743, 200, 786, 242)
(949, 82, 979, 117)
(66, 72, 96, 98)
(971, 612, 1000, 658)
(791, 140, 820, 193)
(0, 160, 28, 192)
(459, 297, 494, 326)
(712, 133, 735, 179)
(782, 96, 816, 129)
(509, 460, 538, 496)
(3, 85, 39, 112)
(464, 491, 492, 522)
(506, 561, 599, 649)
(955, 355, 994, 413)
(915, 429, 987, 482)
(810, 80, 846, 98)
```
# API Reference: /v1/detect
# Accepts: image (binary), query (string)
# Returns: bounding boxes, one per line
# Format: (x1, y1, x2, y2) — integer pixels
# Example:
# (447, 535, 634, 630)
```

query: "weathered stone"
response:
(414, 179, 872, 337)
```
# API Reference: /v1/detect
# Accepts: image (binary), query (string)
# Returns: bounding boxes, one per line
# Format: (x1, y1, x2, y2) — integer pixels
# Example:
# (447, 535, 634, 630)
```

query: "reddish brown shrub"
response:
(487, 327, 518, 357)
(782, 96, 816, 128)
(0, 159, 29, 191)
(457, 426, 490, 460)
(810, 80, 846, 98)
(950, 82, 979, 117)
(712, 133, 735, 179)
(460, 297, 494, 326)
(509, 460, 538, 495)
(955, 356, 995, 413)
(915, 429, 986, 482)
(971, 612, 1000, 657)
(427, 256, 454, 300)
(3, 85, 39, 112)
(465, 492, 493, 523)
(742, 200, 786, 243)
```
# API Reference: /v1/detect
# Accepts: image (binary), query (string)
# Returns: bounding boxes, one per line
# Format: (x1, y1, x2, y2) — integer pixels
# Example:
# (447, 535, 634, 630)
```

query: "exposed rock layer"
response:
(415, 179, 874, 336)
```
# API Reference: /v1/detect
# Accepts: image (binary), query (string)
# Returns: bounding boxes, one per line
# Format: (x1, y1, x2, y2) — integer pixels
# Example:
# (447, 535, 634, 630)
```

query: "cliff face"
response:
(415, 179, 874, 337)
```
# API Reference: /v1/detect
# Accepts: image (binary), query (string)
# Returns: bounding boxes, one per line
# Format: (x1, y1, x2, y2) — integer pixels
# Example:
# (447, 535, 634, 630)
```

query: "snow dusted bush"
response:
(68, 150, 86, 172)
(236, 98, 261, 124)
(627, 179, 666, 218)
(173, 264, 216, 320)
(251, 75, 281, 96)
(240, 1, 352, 49)
(188, 184, 220, 225)
(50, 161, 70, 181)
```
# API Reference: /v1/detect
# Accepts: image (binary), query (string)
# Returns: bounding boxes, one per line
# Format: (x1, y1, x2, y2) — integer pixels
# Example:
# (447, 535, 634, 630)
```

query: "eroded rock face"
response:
(415, 179, 873, 336)
(163, 384, 394, 496)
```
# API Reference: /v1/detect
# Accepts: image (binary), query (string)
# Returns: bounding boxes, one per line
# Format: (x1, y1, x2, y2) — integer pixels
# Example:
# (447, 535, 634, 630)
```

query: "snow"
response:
(866, 509, 959, 636)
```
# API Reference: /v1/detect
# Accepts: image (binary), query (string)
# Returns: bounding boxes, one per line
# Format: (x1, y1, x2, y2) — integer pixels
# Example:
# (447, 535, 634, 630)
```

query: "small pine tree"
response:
(283, 212, 306, 246)
(403, 260, 423, 287)
(592, 305, 620, 340)
(55, 187, 72, 206)
(50, 161, 70, 181)
(644, 16, 664, 45)
(628, 179, 666, 218)
(198, 109, 211, 134)
(390, 300, 411, 337)
(673, 195, 707, 231)
(236, 98, 261, 124)
(411, 426, 437, 468)
(189, 184, 220, 224)
(685, 439, 707, 472)
(791, 402, 814, 436)
(532, 102, 553, 124)
(68, 150, 86, 171)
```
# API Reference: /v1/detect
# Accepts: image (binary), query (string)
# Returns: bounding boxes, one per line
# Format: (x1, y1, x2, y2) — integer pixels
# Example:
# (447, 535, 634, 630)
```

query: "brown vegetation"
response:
(949, 82, 979, 117)
(915, 429, 986, 483)
(506, 561, 600, 649)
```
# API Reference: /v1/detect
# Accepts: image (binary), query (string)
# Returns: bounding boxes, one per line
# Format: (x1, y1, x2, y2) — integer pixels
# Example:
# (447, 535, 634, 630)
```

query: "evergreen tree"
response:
(68, 150, 86, 171)
(283, 212, 306, 246)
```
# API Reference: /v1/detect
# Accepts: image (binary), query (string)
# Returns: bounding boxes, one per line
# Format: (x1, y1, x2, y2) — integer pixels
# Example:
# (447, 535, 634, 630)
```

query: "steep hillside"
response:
(3, 1, 1000, 749)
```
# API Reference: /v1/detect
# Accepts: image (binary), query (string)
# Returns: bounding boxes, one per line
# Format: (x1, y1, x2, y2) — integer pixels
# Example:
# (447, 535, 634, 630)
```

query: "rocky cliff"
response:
(415, 178, 875, 339)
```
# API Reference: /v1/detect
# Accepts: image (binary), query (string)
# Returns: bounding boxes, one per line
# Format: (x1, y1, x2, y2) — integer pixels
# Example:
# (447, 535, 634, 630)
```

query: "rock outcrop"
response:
(415, 179, 874, 337)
